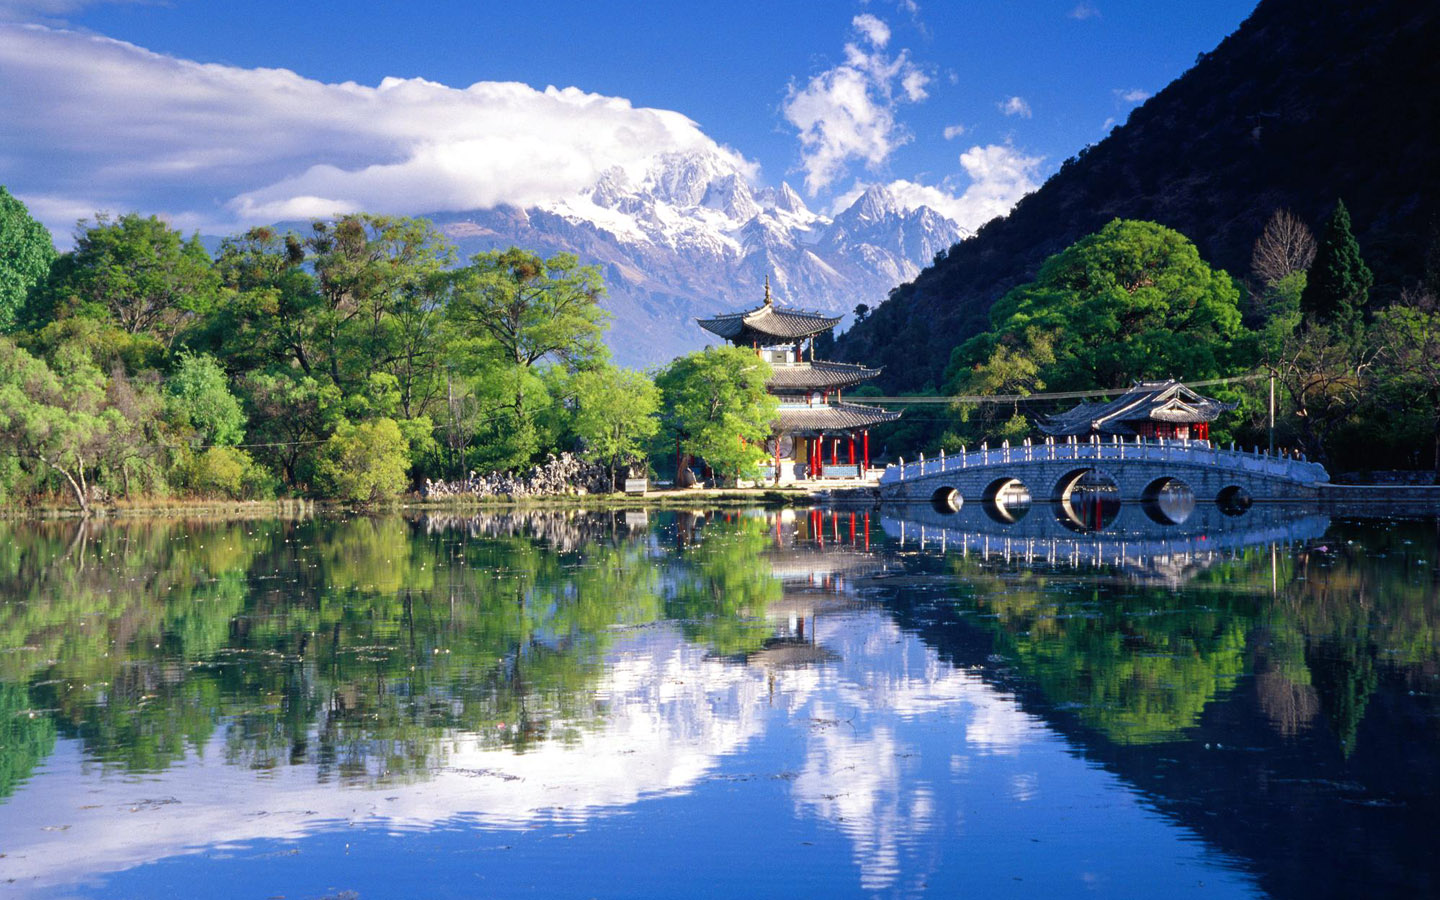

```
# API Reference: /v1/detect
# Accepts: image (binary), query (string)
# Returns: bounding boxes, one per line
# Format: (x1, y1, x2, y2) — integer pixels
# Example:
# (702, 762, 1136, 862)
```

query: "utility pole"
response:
(1268, 368, 1276, 455)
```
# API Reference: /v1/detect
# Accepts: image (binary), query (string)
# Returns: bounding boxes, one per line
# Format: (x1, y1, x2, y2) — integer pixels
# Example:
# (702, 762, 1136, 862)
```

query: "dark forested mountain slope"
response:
(836, 0, 1439, 391)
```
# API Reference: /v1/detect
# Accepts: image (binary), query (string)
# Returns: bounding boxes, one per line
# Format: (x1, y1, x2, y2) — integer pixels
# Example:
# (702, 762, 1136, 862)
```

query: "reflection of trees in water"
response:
(662, 513, 781, 656)
(934, 518, 1440, 752)
(0, 682, 55, 799)
(0, 511, 783, 785)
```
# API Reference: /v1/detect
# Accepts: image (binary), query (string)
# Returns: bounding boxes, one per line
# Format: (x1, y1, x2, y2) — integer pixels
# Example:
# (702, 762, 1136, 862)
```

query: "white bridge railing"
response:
(880, 435, 1329, 486)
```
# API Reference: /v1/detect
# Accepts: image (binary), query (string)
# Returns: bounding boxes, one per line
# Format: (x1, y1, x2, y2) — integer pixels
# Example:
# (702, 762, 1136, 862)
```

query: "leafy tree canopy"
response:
(32, 213, 219, 346)
(164, 351, 246, 448)
(572, 365, 660, 490)
(315, 417, 411, 504)
(946, 219, 1248, 399)
(448, 248, 609, 374)
(0, 186, 56, 334)
(655, 346, 776, 483)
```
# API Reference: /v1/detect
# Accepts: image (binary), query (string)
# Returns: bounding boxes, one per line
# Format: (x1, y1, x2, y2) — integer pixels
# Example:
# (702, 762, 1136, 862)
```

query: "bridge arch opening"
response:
(1054, 468, 1121, 533)
(1141, 477, 1196, 525)
(1217, 484, 1252, 516)
(982, 477, 1031, 524)
(930, 486, 962, 514)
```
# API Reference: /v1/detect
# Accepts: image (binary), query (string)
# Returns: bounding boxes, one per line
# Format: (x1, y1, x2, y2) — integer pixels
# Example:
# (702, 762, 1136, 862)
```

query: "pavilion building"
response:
(697, 281, 899, 482)
(1038, 380, 1234, 441)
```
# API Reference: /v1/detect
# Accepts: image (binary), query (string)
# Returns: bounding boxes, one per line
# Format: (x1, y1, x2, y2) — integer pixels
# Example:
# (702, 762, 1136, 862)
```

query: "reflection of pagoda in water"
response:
(743, 508, 890, 670)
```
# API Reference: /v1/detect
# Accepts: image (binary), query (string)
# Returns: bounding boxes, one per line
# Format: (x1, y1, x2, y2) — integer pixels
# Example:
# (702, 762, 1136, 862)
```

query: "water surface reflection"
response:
(0, 507, 1434, 898)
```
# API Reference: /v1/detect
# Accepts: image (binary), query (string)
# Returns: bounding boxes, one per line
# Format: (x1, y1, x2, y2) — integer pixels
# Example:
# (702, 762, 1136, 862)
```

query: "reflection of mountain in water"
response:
(881, 501, 1330, 587)
(1, 511, 1435, 899)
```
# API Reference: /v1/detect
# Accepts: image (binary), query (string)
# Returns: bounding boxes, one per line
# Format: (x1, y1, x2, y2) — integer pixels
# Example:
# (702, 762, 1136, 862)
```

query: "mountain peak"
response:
(701, 173, 760, 222)
(641, 149, 741, 207)
(775, 182, 810, 215)
(841, 183, 901, 224)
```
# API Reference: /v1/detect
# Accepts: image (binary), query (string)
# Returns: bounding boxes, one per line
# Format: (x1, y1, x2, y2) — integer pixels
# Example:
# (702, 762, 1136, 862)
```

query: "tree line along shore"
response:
(2, 185, 1436, 516)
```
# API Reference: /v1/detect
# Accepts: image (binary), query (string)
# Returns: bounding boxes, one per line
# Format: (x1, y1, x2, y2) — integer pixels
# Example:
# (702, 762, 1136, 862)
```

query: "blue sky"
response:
(0, 0, 1257, 239)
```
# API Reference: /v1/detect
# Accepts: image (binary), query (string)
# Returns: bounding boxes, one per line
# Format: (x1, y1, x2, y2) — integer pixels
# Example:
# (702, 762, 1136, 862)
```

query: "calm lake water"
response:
(0, 504, 1436, 899)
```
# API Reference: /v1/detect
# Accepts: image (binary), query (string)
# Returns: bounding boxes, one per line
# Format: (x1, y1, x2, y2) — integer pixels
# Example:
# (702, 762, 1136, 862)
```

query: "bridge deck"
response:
(880, 437, 1329, 503)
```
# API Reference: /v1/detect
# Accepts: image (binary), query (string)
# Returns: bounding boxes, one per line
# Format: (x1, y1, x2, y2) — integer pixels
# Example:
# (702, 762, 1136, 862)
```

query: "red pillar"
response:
(863, 430, 870, 471)
(849, 436, 855, 467)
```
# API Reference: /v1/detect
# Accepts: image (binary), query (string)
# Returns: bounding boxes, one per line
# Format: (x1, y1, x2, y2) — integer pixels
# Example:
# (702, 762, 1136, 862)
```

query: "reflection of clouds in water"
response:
(1010, 772, 1040, 802)
(0, 626, 775, 891)
(793, 724, 934, 891)
(0, 608, 1054, 896)
(786, 612, 1045, 890)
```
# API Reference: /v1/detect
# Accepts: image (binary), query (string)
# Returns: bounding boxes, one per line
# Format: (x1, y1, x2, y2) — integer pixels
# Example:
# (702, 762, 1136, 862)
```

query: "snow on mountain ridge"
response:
(436, 148, 967, 366)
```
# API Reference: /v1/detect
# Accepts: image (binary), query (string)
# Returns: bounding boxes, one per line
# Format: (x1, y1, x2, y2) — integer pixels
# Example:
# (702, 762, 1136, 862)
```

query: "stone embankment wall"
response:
(422, 453, 611, 500)
(1318, 484, 1440, 509)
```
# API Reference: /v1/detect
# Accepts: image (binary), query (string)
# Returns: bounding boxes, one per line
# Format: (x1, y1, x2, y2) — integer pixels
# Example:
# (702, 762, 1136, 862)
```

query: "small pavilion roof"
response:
(775, 402, 900, 436)
(1038, 380, 1236, 437)
(697, 280, 840, 345)
(767, 360, 883, 392)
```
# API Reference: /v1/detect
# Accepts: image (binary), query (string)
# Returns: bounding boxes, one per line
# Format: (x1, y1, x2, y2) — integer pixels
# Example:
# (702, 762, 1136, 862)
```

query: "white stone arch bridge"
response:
(878, 436, 1329, 517)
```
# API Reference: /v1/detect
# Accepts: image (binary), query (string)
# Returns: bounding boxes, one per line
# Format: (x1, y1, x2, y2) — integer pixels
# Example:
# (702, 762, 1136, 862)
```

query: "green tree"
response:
(305, 215, 453, 392)
(315, 417, 411, 503)
(174, 446, 275, 499)
(447, 248, 609, 468)
(0, 337, 121, 513)
(0, 186, 56, 334)
(655, 346, 775, 484)
(1301, 199, 1373, 330)
(572, 365, 660, 491)
(1372, 292, 1440, 475)
(943, 219, 1248, 445)
(208, 217, 452, 413)
(164, 351, 245, 448)
(33, 214, 219, 346)
(240, 371, 342, 488)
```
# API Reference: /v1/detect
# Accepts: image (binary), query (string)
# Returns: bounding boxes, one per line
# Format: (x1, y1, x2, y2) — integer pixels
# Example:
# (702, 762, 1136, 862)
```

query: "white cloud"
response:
(782, 16, 930, 194)
(0, 24, 756, 235)
(942, 123, 965, 140)
(852, 12, 891, 48)
(1069, 2, 1101, 20)
(833, 143, 1043, 232)
(998, 95, 1032, 118)
(1114, 87, 1151, 104)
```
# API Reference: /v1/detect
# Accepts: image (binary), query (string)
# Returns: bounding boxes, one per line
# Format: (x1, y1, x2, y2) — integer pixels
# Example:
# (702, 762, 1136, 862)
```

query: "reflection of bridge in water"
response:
(880, 502, 1330, 585)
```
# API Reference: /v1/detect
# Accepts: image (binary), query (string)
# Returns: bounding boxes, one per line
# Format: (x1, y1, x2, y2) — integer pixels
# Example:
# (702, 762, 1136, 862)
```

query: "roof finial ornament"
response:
(764, 274, 772, 306)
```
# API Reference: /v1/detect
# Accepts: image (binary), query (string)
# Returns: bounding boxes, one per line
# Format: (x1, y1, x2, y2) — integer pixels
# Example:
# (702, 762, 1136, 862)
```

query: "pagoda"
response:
(697, 279, 899, 482)
(1038, 380, 1234, 441)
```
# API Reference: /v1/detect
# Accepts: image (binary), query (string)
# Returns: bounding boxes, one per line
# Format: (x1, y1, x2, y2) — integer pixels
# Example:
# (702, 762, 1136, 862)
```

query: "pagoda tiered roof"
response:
(1038, 380, 1235, 437)
(767, 360, 883, 392)
(775, 402, 901, 436)
(696, 284, 840, 345)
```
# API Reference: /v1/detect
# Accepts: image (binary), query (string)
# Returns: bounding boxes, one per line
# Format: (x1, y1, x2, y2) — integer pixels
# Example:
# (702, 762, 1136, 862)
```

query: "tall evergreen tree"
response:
(1300, 200, 1372, 329)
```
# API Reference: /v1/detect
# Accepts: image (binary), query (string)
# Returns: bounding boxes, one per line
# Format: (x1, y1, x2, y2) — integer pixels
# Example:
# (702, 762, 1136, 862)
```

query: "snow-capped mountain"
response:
(430, 149, 967, 368)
